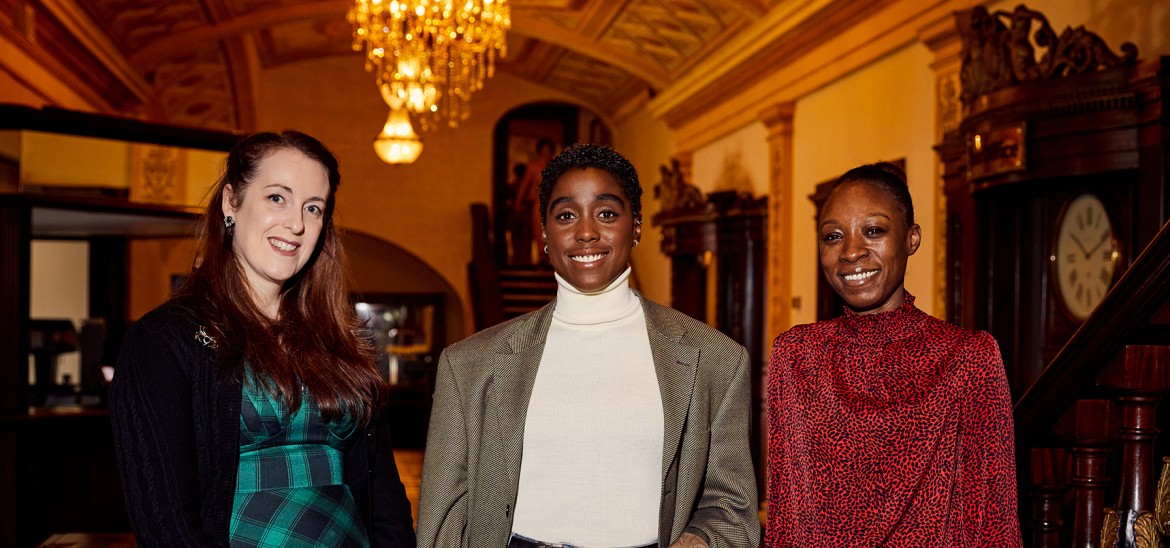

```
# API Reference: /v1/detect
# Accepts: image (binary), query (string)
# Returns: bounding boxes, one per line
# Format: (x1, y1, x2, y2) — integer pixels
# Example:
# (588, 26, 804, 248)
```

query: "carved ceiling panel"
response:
(600, 0, 737, 71)
(77, 0, 209, 53)
(149, 47, 238, 130)
(543, 50, 635, 107)
(259, 17, 354, 68)
(21, 0, 785, 130)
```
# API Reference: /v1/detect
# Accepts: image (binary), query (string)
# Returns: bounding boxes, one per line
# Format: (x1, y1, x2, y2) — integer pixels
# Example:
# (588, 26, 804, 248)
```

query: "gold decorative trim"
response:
(1134, 512, 1158, 548)
(1101, 508, 1120, 547)
(1156, 456, 1170, 537)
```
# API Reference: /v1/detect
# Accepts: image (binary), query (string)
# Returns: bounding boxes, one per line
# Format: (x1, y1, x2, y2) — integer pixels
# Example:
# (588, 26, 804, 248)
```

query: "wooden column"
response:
(918, 12, 963, 320)
(0, 200, 30, 416)
(0, 199, 29, 546)
(759, 102, 793, 502)
(759, 102, 794, 341)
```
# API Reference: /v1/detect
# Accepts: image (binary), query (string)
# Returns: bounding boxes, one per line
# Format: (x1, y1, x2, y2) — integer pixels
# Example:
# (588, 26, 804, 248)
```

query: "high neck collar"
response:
(552, 266, 640, 326)
(835, 291, 924, 340)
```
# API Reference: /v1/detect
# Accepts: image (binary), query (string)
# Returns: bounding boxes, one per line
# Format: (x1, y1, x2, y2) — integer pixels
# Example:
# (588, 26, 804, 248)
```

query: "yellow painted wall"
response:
(614, 103, 677, 307)
(18, 131, 225, 205)
(255, 58, 589, 335)
(185, 149, 228, 206)
(21, 132, 129, 188)
(692, 121, 769, 196)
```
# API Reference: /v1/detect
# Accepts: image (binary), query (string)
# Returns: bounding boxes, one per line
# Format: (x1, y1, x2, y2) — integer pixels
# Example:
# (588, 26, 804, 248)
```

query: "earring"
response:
(223, 216, 235, 229)
(543, 245, 549, 254)
(633, 240, 639, 248)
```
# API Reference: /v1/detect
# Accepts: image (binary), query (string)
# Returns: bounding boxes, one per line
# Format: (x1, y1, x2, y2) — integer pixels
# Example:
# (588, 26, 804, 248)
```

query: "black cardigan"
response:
(110, 302, 416, 547)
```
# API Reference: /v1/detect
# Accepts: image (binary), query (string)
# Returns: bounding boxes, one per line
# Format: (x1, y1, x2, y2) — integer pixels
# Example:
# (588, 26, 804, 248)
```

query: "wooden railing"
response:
(1016, 219, 1170, 546)
(468, 203, 504, 330)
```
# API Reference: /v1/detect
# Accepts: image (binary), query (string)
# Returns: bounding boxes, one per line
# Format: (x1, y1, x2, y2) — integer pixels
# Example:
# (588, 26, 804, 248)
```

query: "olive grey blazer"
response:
(416, 293, 760, 547)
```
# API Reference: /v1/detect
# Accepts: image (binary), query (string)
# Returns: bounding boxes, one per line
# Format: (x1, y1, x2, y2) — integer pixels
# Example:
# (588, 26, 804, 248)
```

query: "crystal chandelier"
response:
(349, 0, 511, 129)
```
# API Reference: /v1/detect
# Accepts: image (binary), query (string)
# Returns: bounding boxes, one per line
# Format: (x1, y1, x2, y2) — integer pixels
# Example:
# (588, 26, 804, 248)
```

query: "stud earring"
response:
(223, 216, 235, 229)
(632, 240, 639, 248)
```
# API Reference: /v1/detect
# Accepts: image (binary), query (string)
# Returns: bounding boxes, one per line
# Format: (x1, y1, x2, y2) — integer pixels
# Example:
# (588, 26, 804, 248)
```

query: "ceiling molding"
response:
(574, 0, 630, 37)
(667, 0, 984, 153)
(222, 34, 258, 131)
(132, 1, 349, 66)
(512, 13, 671, 89)
(38, 0, 152, 100)
(646, 0, 844, 120)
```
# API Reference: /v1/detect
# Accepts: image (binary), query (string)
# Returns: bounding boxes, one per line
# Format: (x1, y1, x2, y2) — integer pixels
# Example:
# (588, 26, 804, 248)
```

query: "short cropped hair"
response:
(538, 143, 642, 225)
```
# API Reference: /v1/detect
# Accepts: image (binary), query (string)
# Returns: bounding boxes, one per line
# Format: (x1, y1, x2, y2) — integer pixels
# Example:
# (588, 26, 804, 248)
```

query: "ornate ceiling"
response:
(0, 0, 781, 131)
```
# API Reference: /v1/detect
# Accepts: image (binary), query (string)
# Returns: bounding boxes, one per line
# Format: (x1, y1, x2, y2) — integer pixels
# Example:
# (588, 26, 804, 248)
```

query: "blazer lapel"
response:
(641, 296, 700, 483)
(489, 302, 555, 489)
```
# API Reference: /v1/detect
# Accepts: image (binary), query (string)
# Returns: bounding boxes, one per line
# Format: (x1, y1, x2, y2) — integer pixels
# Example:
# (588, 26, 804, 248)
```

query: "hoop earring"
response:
(543, 245, 549, 254)
(223, 216, 235, 229)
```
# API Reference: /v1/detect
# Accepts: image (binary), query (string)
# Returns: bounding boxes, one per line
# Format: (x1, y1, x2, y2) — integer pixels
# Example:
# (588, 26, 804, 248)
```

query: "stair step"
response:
(503, 294, 554, 304)
(498, 269, 555, 279)
(499, 279, 557, 291)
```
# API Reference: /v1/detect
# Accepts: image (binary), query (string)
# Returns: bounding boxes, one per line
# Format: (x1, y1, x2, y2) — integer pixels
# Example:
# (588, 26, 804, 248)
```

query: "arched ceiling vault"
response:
(5, 0, 851, 131)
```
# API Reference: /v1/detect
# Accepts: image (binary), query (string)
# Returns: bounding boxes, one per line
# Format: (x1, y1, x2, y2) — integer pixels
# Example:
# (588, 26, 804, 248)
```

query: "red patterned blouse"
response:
(766, 293, 1022, 547)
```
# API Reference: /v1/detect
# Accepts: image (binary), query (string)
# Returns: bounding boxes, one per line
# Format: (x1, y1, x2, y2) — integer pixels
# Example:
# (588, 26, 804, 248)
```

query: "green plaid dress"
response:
(229, 377, 370, 548)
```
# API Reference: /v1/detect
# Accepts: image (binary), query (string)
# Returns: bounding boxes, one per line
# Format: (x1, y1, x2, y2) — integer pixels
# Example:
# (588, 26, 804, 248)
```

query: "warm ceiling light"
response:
(373, 86, 423, 164)
(348, 0, 510, 129)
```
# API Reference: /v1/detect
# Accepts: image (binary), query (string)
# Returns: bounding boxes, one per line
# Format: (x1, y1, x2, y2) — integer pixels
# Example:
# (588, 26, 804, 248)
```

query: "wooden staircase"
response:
(468, 203, 556, 330)
(1017, 220, 1170, 547)
(497, 266, 556, 319)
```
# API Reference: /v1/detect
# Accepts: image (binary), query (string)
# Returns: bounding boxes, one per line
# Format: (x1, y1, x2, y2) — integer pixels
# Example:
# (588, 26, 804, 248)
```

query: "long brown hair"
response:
(176, 131, 382, 425)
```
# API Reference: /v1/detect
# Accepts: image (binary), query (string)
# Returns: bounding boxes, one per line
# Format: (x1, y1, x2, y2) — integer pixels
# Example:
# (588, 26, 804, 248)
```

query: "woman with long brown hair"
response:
(111, 131, 415, 547)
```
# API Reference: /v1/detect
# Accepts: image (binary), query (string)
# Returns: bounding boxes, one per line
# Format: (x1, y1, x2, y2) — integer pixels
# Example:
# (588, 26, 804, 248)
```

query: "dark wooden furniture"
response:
(654, 188, 768, 494)
(351, 292, 446, 448)
(0, 105, 238, 547)
(935, 5, 1170, 545)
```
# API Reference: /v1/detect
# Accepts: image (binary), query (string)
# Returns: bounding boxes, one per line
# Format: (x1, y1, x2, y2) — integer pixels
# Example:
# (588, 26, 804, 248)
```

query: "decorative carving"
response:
(1102, 508, 1120, 547)
(654, 158, 706, 213)
(130, 144, 187, 205)
(938, 72, 961, 136)
(1157, 457, 1170, 537)
(956, 4, 1138, 105)
(1134, 512, 1159, 548)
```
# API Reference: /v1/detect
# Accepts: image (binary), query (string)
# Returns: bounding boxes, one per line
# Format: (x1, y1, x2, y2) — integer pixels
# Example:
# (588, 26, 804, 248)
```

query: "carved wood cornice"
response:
(956, 4, 1138, 106)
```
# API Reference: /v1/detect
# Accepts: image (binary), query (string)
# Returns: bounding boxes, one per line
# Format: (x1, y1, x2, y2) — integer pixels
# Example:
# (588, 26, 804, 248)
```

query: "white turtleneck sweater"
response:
(511, 267, 663, 547)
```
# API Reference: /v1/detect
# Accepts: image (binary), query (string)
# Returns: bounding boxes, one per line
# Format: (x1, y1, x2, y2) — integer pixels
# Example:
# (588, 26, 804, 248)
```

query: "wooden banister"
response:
(1016, 218, 1170, 440)
(1029, 447, 1068, 548)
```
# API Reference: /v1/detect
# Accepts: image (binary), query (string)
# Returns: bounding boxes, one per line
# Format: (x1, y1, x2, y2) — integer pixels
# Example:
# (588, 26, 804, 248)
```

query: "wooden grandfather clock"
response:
(936, 5, 1170, 397)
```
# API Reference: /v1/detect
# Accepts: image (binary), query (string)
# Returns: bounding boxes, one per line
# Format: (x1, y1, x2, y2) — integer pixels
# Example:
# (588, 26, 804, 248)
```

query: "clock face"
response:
(1053, 194, 1117, 320)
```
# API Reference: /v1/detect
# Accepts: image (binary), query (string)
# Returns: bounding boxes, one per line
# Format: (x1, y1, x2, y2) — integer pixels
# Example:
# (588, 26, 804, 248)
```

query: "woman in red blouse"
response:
(766, 162, 1022, 546)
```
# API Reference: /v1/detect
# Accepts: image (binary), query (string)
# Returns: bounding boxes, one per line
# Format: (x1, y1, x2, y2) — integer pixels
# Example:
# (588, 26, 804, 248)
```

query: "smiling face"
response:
(222, 148, 330, 309)
(543, 167, 641, 292)
(818, 181, 921, 315)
